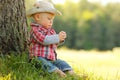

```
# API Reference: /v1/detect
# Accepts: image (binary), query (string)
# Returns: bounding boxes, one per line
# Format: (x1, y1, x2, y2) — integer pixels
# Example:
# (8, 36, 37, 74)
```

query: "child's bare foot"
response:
(54, 69, 67, 77)
(67, 70, 74, 75)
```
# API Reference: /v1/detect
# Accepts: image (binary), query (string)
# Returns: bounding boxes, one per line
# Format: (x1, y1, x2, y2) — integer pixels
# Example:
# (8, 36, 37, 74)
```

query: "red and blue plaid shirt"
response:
(29, 22, 58, 61)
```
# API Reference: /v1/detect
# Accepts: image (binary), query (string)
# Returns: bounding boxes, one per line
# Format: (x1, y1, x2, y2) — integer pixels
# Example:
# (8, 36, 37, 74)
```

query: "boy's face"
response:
(34, 13, 55, 29)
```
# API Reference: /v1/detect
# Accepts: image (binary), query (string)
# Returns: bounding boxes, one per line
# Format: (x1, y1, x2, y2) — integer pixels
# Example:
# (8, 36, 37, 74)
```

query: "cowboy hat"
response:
(26, 1, 62, 17)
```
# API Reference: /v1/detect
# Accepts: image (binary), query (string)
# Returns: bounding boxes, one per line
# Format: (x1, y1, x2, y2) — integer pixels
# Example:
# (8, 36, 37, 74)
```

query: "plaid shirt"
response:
(29, 22, 58, 61)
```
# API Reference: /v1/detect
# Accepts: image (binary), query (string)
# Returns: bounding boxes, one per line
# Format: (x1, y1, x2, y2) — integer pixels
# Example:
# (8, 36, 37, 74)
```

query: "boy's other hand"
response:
(59, 31, 67, 42)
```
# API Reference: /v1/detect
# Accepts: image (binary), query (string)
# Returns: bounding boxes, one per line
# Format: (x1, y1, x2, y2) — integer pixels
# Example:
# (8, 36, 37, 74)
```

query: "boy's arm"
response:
(44, 35, 60, 45)
(32, 27, 60, 45)
(44, 31, 66, 45)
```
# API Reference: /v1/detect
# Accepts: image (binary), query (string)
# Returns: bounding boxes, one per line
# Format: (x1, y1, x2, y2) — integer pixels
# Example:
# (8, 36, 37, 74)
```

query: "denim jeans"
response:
(37, 57, 72, 73)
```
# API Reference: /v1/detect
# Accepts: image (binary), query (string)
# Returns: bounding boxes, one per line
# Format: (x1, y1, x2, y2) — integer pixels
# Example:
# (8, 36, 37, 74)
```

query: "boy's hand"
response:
(59, 31, 67, 42)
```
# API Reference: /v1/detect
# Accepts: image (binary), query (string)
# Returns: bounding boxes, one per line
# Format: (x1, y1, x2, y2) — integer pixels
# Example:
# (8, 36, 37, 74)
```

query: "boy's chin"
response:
(47, 26, 52, 29)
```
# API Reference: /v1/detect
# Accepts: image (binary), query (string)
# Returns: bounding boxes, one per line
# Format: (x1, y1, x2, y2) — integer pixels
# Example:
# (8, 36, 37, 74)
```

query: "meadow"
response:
(0, 47, 120, 80)
(57, 47, 120, 80)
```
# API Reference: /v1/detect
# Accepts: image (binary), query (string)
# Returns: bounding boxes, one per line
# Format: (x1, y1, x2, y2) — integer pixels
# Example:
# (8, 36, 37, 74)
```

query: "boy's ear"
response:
(34, 14, 40, 20)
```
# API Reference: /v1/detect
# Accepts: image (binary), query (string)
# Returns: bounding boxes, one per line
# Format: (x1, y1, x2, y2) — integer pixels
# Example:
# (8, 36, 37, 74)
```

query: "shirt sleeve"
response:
(44, 34, 60, 45)
(32, 27, 60, 45)
(32, 27, 45, 44)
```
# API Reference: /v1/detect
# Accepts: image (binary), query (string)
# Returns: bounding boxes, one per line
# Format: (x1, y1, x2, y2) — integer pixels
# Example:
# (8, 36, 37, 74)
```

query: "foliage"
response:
(53, 1, 120, 50)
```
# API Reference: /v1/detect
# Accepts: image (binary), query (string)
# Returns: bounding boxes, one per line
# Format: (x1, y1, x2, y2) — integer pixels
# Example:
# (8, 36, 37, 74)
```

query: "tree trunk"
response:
(0, 0, 28, 54)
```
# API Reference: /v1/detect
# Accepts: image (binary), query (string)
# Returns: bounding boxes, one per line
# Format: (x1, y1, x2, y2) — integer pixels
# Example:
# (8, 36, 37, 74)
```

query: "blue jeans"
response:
(37, 57, 72, 73)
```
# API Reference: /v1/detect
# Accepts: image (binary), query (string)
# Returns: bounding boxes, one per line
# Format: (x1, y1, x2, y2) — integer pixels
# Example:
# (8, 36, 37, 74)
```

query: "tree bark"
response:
(0, 0, 28, 54)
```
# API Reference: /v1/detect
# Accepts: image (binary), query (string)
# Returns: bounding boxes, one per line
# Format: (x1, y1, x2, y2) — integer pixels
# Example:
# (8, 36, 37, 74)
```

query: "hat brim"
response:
(26, 7, 62, 17)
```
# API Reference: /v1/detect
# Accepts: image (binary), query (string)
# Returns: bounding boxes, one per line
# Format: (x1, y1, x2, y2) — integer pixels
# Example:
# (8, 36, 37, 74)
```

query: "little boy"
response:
(26, 1, 74, 77)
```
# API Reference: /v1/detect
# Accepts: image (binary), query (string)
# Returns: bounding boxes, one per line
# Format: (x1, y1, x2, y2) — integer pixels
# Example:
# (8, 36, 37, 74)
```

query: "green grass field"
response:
(0, 47, 120, 80)
(57, 47, 120, 80)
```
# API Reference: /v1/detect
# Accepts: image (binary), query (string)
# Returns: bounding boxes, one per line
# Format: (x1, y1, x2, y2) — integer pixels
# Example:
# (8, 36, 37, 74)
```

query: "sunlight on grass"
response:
(0, 72, 11, 80)
(57, 47, 120, 80)
(0, 48, 120, 80)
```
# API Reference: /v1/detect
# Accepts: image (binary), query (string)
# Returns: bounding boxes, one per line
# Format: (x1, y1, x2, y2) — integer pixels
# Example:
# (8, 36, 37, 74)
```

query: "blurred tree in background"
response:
(26, 0, 120, 50)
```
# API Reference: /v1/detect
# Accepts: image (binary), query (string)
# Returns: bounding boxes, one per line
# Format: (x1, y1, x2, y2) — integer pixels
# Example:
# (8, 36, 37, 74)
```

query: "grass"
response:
(0, 47, 120, 80)
(0, 52, 82, 80)
(57, 47, 120, 80)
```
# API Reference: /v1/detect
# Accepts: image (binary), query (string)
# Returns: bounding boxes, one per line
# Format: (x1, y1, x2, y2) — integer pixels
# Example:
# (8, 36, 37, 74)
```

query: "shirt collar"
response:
(30, 22, 54, 34)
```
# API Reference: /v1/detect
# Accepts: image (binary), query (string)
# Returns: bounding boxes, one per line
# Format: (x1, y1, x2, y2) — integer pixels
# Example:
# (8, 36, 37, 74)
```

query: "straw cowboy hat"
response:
(26, 1, 62, 17)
